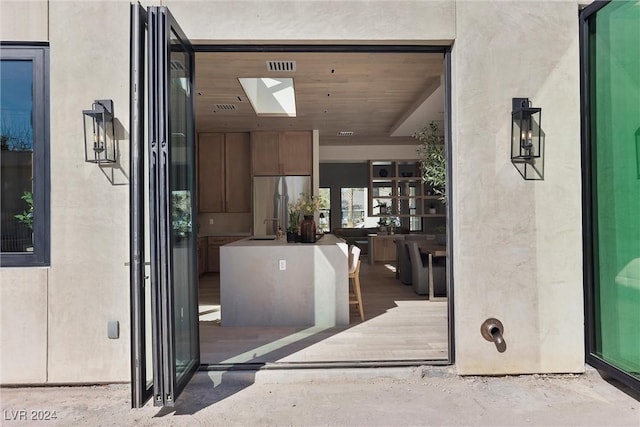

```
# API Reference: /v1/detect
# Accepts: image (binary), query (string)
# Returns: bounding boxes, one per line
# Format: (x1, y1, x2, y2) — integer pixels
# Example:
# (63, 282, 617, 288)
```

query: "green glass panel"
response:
(591, 1, 640, 378)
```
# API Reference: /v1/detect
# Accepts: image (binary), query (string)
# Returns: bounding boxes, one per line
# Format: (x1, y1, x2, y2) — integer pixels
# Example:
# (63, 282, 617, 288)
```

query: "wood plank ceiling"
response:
(194, 52, 444, 146)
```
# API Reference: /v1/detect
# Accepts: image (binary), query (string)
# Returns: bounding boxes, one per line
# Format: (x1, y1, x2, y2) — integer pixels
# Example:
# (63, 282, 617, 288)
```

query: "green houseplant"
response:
(14, 190, 34, 229)
(414, 121, 446, 203)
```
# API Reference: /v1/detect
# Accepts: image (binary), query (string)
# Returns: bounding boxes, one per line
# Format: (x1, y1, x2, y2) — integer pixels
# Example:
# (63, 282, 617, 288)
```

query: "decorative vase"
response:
(300, 214, 316, 243)
(286, 231, 298, 243)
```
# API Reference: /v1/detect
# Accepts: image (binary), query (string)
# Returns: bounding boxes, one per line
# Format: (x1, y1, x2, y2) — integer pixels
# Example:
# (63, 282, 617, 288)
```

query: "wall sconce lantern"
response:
(511, 97, 543, 180)
(83, 99, 116, 164)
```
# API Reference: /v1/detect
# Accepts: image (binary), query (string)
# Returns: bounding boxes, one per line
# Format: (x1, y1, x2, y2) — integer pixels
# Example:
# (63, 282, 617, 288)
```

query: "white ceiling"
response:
(194, 51, 445, 146)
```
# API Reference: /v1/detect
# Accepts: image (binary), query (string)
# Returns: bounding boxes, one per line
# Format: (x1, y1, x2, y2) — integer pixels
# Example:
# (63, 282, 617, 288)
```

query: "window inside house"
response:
(0, 45, 50, 266)
(341, 187, 366, 228)
(340, 187, 380, 228)
(318, 187, 330, 233)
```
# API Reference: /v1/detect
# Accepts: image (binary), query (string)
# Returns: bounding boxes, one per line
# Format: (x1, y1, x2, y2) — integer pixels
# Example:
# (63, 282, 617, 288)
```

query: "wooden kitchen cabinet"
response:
(198, 133, 225, 212)
(251, 131, 312, 176)
(280, 131, 312, 175)
(198, 132, 250, 213)
(369, 235, 397, 263)
(224, 133, 251, 212)
(251, 132, 280, 175)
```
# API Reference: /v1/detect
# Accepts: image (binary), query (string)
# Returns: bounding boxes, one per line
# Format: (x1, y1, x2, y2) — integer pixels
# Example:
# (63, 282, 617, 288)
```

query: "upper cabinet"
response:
(252, 131, 312, 176)
(224, 133, 251, 212)
(198, 132, 251, 213)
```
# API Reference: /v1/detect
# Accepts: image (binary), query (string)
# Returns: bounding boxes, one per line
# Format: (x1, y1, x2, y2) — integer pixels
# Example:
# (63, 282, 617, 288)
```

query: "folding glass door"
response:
(131, 4, 199, 408)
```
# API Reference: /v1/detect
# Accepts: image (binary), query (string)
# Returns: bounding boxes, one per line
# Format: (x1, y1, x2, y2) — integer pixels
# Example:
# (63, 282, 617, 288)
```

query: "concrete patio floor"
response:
(1, 365, 638, 426)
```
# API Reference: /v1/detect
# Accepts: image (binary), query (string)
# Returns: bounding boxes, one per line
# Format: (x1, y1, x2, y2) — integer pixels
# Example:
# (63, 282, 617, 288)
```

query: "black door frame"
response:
(192, 44, 456, 366)
(130, 4, 199, 408)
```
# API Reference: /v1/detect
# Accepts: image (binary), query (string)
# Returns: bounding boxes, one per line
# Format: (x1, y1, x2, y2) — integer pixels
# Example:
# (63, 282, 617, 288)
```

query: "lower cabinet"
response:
(206, 236, 245, 273)
(369, 235, 397, 263)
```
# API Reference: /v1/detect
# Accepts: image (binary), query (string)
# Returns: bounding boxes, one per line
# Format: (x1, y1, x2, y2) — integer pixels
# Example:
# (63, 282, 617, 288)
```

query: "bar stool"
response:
(348, 245, 364, 321)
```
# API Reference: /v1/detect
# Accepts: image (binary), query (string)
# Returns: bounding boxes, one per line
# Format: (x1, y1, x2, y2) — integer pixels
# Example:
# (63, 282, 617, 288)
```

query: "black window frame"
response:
(0, 43, 50, 267)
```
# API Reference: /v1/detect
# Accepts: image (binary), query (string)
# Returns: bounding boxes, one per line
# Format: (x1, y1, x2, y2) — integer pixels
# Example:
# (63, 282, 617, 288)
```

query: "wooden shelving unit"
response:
(368, 160, 445, 220)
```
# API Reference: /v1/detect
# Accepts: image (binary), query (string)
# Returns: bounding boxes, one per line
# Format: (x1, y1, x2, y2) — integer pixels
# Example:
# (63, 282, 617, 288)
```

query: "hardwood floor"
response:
(199, 260, 448, 365)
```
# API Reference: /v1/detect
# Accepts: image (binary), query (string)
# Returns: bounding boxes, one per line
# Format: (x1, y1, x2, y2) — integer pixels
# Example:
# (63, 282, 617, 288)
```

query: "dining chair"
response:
(406, 241, 429, 295)
(348, 245, 365, 321)
(395, 237, 412, 285)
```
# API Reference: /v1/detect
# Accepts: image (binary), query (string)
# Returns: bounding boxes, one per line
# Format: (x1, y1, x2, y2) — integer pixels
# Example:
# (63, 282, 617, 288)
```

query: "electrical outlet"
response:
(209, 218, 214, 225)
(279, 259, 286, 270)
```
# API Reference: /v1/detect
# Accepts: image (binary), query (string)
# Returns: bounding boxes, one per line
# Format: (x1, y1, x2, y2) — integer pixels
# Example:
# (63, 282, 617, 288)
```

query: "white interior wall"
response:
(320, 144, 421, 162)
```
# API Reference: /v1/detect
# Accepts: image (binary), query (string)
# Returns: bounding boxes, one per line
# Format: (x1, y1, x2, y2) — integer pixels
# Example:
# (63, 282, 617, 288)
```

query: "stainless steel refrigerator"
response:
(253, 176, 311, 236)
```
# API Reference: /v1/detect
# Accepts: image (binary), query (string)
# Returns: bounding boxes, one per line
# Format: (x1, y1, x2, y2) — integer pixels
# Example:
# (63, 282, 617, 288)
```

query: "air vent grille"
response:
(266, 60, 296, 72)
(337, 131, 354, 137)
(215, 104, 237, 111)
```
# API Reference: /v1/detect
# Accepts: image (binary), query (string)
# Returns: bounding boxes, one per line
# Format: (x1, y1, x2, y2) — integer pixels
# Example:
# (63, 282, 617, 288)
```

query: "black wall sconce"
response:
(511, 97, 543, 180)
(83, 99, 115, 164)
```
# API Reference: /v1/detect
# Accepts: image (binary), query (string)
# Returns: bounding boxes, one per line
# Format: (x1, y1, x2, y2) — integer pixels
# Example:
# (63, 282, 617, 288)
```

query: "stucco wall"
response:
(46, 1, 131, 383)
(451, 1, 584, 374)
(1, 0, 131, 384)
(163, 0, 455, 44)
(1, 0, 585, 384)
(0, 0, 48, 42)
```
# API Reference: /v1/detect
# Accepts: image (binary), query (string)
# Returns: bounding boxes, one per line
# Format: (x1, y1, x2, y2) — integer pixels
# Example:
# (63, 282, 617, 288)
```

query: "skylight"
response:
(238, 77, 297, 117)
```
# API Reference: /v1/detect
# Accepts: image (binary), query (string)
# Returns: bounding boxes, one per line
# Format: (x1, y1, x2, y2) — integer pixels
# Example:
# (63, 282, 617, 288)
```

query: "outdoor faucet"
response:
(481, 318, 507, 353)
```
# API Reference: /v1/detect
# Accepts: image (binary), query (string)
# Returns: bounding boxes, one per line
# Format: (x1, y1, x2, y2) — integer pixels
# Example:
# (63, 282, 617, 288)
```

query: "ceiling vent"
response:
(337, 131, 354, 137)
(266, 60, 296, 72)
(215, 104, 237, 111)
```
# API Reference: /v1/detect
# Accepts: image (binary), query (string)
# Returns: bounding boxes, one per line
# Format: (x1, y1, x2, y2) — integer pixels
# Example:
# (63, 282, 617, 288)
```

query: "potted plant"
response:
(287, 203, 301, 242)
(375, 200, 389, 215)
(377, 217, 389, 234)
(414, 121, 446, 203)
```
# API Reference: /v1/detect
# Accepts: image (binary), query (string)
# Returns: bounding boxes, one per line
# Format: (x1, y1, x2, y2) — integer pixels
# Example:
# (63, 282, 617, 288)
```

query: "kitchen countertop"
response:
(226, 233, 344, 247)
(198, 232, 251, 238)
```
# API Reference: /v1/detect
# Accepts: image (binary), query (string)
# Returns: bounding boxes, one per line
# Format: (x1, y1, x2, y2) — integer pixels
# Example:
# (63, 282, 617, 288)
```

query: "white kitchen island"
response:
(220, 234, 349, 327)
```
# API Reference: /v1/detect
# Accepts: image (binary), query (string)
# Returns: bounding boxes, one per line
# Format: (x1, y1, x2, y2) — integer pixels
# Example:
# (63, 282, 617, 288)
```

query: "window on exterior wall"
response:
(0, 44, 50, 267)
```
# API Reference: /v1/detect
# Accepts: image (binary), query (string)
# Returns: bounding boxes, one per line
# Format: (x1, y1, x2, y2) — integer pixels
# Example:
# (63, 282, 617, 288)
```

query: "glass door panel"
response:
(130, 3, 153, 409)
(589, 1, 640, 380)
(141, 5, 199, 407)
(168, 27, 199, 386)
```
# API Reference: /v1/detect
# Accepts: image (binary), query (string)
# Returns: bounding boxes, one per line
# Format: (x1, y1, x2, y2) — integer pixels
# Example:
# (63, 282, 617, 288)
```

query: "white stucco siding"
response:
(44, 0, 131, 383)
(451, 0, 584, 374)
(0, 0, 48, 42)
(163, 0, 455, 44)
(0, 0, 586, 384)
